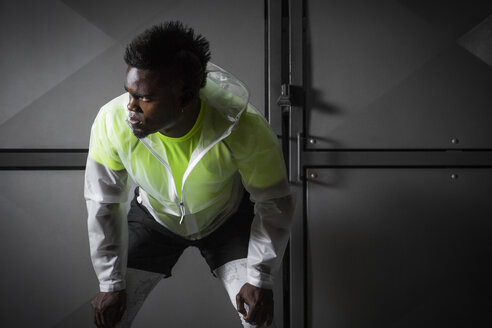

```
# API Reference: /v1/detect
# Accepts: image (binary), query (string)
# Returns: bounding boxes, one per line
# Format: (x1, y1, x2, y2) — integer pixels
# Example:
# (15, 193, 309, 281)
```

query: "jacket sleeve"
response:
(246, 191, 294, 289)
(84, 110, 131, 292)
(228, 106, 295, 289)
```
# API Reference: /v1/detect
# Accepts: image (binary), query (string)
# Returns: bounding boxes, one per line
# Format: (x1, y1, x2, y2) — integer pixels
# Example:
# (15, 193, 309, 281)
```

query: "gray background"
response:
(0, 0, 265, 148)
(0, 0, 273, 327)
(2, 0, 492, 327)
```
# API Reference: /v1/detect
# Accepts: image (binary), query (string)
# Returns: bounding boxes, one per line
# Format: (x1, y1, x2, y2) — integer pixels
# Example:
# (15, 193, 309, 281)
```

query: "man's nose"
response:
(127, 95, 141, 112)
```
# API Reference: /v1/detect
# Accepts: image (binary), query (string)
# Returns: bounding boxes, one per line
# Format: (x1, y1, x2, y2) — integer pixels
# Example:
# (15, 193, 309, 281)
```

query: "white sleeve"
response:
(246, 192, 295, 289)
(84, 157, 131, 292)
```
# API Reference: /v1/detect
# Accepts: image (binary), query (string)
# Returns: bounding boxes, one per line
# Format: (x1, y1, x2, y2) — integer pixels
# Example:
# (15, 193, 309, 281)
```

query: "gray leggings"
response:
(116, 259, 274, 328)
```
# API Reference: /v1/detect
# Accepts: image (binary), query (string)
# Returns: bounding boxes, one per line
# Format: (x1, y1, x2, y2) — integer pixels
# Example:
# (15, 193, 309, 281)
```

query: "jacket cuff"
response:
(247, 267, 273, 289)
(99, 280, 126, 292)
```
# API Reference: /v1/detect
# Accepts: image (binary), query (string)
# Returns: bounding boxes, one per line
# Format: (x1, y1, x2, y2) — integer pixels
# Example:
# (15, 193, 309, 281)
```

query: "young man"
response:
(85, 21, 293, 328)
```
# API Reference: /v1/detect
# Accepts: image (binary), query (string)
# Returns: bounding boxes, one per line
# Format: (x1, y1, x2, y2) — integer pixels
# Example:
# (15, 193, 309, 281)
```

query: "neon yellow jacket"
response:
(85, 63, 293, 292)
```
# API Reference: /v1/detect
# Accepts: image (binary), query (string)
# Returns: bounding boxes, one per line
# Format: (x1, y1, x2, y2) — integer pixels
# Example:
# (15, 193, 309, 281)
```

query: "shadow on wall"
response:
(303, 7, 344, 148)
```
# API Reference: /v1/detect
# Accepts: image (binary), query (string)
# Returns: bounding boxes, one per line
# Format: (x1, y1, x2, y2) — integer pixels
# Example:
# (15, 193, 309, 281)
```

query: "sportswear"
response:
(126, 186, 254, 277)
(84, 63, 293, 292)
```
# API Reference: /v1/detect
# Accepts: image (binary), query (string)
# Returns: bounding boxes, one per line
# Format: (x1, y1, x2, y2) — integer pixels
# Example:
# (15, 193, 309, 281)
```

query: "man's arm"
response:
(85, 153, 130, 327)
(237, 192, 294, 327)
(85, 158, 130, 292)
(229, 106, 294, 327)
(245, 192, 294, 289)
(84, 102, 130, 328)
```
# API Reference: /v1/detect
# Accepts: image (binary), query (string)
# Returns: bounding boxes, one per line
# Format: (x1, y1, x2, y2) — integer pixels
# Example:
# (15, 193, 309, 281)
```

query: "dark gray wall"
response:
(4, 0, 492, 327)
(0, 1, 277, 327)
(0, 0, 265, 149)
(300, 0, 492, 327)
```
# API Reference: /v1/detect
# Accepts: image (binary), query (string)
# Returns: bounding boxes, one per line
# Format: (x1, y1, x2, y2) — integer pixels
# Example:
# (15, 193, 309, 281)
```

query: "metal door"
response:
(271, 0, 492, 327)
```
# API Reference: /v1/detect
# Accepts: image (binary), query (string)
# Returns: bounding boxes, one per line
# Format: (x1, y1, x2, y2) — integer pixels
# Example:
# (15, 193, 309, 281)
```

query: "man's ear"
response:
(179, 88, 194, 107)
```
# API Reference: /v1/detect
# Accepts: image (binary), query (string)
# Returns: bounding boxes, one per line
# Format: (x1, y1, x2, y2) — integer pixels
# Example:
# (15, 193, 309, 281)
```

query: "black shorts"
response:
(127, 188, 254, 277)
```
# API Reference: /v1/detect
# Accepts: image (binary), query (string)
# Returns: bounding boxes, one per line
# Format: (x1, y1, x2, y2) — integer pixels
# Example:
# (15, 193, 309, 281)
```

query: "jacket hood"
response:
(199, 62, 250, 126)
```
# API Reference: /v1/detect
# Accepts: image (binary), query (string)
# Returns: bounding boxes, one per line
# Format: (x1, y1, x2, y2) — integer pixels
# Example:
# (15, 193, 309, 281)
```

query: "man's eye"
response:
(140, 97, 151, 102)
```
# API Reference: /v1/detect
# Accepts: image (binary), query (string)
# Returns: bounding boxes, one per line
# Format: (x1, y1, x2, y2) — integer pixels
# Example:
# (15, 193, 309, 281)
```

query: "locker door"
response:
(0, 1, 277, 327)
(276, 1, 492, 327)
(305, 0, 492, 150)
(306, 168, 492, 327)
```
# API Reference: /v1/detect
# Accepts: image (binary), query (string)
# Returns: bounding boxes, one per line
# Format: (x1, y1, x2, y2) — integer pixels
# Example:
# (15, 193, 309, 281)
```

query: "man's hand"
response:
(91, 290, 127, 328)
(236, 283, 274, 328)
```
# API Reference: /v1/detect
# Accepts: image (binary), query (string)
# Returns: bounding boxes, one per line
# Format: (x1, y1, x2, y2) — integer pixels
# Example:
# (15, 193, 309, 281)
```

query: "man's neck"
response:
(159, 97, 201, 138)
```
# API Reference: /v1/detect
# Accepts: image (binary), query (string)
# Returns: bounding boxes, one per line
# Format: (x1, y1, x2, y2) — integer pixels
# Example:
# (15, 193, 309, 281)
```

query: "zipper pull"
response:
(179, 201, 185, 224)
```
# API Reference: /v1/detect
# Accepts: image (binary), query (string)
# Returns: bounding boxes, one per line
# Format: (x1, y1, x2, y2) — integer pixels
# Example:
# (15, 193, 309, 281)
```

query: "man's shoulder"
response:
(98, 93, 128, 119)
(233, 104, 273, 137)
(226, 104, 279, 155)
(91, 93, 133, 146)
(92, 93, 128, 131)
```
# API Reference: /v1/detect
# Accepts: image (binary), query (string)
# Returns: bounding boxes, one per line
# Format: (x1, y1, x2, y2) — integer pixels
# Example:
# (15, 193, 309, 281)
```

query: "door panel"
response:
(280, 1, 492, 327)
(306, 168, 492, 327)
(306, 0, 492, 149)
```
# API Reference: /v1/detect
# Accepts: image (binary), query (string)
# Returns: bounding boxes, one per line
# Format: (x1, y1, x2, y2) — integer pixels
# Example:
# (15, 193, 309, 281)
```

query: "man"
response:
(85, 21, 293, 328)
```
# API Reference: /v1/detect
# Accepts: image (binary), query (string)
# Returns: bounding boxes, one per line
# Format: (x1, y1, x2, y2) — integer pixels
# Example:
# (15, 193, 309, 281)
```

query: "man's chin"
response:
(131, 127, 149, 139)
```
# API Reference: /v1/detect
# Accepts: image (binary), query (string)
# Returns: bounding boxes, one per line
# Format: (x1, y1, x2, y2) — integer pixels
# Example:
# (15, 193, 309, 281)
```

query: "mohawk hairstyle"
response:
(124, 21, 211, 93)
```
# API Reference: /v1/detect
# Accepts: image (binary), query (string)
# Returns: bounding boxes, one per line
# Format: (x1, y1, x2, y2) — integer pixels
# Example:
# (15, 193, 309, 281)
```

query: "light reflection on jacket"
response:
(84, 63, 294, 292)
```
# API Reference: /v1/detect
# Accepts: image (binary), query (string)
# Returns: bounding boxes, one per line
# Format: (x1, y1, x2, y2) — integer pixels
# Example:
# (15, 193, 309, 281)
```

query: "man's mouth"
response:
(128, 113, 143, 126)
(129, 118, 141, 125)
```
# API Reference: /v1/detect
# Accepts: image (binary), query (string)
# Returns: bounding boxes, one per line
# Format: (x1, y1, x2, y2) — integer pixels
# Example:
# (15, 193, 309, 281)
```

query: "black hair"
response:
(124, 21, 211, 94)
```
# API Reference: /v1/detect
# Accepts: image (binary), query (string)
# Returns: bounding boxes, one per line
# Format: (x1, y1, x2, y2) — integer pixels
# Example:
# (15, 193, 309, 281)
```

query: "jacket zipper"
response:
(138, 103, 245, 225)
(141, 127, 236, 225)
(138, 139, 184, 221)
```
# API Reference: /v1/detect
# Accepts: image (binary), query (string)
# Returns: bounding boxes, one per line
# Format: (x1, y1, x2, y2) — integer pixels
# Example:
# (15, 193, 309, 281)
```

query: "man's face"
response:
(124, 66, 183, 139)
